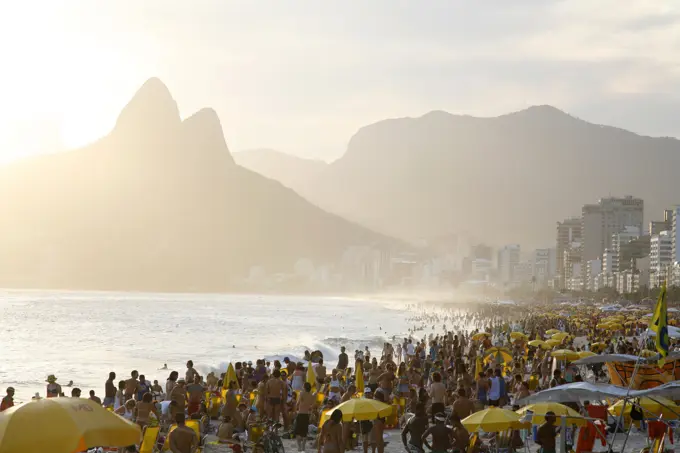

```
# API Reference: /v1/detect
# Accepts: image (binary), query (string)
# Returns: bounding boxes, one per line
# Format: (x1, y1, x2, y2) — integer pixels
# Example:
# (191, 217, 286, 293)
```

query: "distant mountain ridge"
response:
(233, 149, 327, 191)
(248, 106, 680, 247)
(0, 78, 391, 292)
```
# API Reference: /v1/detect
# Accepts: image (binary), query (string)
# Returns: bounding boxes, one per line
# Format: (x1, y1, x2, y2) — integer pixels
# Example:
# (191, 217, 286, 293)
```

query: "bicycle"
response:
(243, 422, 286, 453)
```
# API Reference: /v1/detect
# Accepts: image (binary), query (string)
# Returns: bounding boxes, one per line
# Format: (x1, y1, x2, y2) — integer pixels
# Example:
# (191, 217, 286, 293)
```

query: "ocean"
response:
(0, 290, 415, 402)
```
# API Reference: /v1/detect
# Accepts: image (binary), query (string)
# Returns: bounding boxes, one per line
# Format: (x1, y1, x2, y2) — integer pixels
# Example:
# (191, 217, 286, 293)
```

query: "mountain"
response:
(233, 149, 326, 191)
(0, 78, 391, 292)
(292, 106, 680, 247)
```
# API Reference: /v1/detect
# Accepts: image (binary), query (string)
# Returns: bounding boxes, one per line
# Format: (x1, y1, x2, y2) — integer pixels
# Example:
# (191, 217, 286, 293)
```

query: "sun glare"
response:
(0, 3, 140, 163)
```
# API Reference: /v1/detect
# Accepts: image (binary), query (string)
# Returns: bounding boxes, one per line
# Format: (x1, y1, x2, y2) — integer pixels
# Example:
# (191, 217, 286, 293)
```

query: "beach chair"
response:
(162, 424, 177, 451)
(468, 432, 479, 453)
(163, 421, 203, 451)
(140, 426, 160, 453)
(187, 420, 203, 446)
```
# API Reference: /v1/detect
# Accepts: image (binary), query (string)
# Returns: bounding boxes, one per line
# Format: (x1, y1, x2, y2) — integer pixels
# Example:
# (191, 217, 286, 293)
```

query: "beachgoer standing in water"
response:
(89, 390, 102, 405)
(0, 387, 14, 412)
(337, 347, 348, 371)
(46, 375, 61, 398)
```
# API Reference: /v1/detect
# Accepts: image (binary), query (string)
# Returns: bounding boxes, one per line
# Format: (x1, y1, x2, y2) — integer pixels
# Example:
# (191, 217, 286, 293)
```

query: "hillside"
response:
(233, 149, 326, 191)
(292, 106, 680, 246)
(0, 78, 391, 292)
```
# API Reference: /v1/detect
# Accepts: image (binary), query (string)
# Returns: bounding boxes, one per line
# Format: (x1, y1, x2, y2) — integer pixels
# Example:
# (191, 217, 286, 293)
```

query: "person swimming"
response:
(160, 363, 168, 370)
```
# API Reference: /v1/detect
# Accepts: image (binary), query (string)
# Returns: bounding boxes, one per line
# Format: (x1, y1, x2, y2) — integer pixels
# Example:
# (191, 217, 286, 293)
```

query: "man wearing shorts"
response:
(266, 369, 286, 424)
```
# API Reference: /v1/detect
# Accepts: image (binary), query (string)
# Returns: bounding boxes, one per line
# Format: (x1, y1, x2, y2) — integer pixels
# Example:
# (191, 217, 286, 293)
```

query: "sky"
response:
(1, 0, 679, 163)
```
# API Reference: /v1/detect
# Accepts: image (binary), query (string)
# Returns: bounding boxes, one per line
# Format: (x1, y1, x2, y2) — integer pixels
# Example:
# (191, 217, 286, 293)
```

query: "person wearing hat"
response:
(170, 379, 188, 416)
(422, 413, 453, 453)
(0, 387, 14, 412)
(46, 375, 61, 398)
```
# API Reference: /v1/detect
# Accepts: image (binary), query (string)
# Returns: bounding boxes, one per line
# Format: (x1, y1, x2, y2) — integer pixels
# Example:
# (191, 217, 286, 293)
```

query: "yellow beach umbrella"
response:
(462, 407, 530, 432)
(605, 323, 623, 331)
(484, 349, 513, 365)
(545, 329, 561, 336)
(551, 349, 579, 361)
(528, 340, 549, 349)
(609, 397, 680, 420)
(307, 361, 317, 392)
(596, 322, 612, 329)
(319, 398, 392, 426)
(510, 332, 527, 340)
(578, 351, 597, 358)
(638, 349, 658, 358)
(355, 361, 364, 393)
(590, 342, 607, 352)
(517, 403, 586, 426)
(0, 397, 141, 453)
(552, 332, 569, 341)
(472, 332, 491, 341)
(545, 339, 562, 348)
(223, 362, 240, 390)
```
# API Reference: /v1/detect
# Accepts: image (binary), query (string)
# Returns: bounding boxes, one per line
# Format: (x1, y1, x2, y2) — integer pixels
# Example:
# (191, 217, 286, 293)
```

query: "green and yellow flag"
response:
(651, 283, 669, 364)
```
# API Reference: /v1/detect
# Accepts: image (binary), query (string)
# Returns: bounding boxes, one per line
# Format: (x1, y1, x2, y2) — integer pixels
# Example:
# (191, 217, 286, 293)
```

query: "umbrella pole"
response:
(608, 346, 647, 453)
(559, 415, 567, 453)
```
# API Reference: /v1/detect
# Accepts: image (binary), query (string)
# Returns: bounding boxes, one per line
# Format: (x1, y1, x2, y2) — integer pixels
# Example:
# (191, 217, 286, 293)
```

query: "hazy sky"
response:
(1, 0, 679, 162)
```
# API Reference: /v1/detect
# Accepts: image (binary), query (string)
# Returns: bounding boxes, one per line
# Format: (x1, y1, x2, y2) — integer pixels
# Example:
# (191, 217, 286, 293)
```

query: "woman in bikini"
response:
(46, 375, 61, 398)
(135, 392, 160, 429)
(318, 409, 343, 453)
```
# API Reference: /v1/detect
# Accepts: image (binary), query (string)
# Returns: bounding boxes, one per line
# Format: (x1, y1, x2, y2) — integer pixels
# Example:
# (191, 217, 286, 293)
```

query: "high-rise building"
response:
(650, 231, 672, 288)
(585, 259, 601, 292)
(471, 244, 493, 261)
(498, 244, 520, 284)
(649, 209, 673, 235)
(672, 206, 680, 265)
(533, 248, 556, 287)
(556, 218, 582, 289)
(563, 241, 582, 288)
(611, 226, 641, 272)
(581, 196, 644, 276)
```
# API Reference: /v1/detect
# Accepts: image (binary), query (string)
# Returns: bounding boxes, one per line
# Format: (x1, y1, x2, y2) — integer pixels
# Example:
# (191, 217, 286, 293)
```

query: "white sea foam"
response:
(0, 290, 414, 402)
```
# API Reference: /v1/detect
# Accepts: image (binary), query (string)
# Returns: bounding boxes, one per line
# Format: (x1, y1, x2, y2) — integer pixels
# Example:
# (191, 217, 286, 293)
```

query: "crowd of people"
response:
(2, 301, 678, 453)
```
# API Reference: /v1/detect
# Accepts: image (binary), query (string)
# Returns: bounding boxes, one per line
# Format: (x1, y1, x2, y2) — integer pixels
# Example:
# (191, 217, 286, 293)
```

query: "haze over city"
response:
(1, 1, 680, 295)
